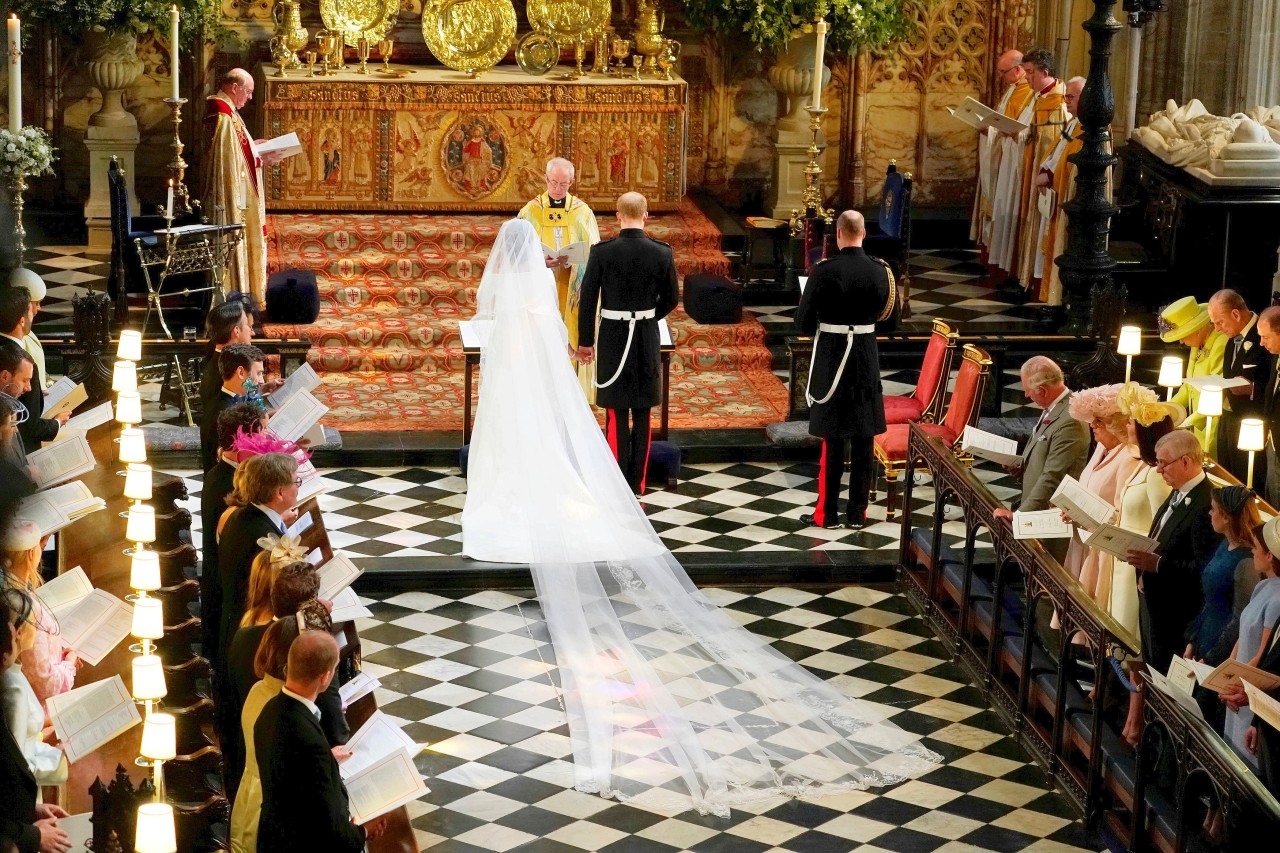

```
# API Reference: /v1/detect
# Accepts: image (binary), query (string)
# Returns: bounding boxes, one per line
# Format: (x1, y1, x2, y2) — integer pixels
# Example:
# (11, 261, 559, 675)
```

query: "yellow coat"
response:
(1169, 329, 1228, 453)
(1110, 462, 1173, 647)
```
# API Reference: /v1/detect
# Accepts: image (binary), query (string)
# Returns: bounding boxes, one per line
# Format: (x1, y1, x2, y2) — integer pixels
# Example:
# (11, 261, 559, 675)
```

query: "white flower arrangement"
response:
(0, 126, 56, 179)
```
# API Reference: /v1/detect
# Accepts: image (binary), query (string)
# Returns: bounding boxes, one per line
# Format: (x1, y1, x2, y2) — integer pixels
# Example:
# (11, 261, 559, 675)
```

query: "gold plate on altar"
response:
(515, 31, 559, 75)
(526, 0, 610, 42)
(375, 67, 413, 77)
(422, 0, 517, 76)
(320, 0, 399, 47)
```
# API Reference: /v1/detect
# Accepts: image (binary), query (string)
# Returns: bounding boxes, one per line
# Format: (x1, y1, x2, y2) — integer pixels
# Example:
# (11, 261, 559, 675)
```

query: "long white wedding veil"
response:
(463, 218, 938, 817)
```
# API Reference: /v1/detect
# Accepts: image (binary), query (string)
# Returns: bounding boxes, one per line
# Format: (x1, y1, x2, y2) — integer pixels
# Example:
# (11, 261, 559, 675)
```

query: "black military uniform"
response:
(795, 245, 890, 528)
(578, 228, 679, 494)
(1218, 313, 1265, 480)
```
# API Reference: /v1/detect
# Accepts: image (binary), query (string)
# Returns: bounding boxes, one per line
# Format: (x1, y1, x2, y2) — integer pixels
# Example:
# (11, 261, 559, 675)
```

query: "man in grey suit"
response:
(993, 356, 1090, 559)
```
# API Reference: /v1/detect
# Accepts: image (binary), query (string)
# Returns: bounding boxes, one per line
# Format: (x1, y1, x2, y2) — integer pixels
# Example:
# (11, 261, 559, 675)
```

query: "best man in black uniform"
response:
(577, 191, 680, 495)
(795, 210, 890, 529)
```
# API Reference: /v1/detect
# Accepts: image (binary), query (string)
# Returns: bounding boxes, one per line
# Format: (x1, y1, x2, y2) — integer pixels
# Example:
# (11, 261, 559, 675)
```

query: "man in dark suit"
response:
(200, 343, 264, 473)
(255, 630, 370, 852)
(577, 191, 679, 495)
(0, 287, 66, 451)
(215, 450, 298, 800)
(200, 301, 253, 413)
(1126, 428, 1221, 675)
(200, 402, 267, 683)
(794, 210, 893, 529)
(1255, 307, 1280, 508)
(1, 592, 71, 853)
(1210, 289, 1265, 478)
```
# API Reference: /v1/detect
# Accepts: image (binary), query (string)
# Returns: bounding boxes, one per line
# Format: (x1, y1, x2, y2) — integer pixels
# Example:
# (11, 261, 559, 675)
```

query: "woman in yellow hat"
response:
(1162, 296, 1227, 453)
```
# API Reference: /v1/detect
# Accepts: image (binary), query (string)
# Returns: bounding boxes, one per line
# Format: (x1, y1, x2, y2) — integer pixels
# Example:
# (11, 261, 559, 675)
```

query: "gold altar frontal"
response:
(254, 63, 688, 213)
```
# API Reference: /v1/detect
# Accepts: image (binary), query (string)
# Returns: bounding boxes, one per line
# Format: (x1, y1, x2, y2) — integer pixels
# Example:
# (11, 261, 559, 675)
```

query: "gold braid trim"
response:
(871, 257, 897, 322)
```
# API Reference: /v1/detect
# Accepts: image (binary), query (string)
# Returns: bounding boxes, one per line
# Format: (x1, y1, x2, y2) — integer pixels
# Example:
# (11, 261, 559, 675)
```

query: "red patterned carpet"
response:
(263, 200, 788, 432)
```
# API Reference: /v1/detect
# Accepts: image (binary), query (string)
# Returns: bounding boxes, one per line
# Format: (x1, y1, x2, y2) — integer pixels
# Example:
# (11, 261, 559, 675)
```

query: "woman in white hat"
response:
(1161, 296, 1227, 452)
(1, 520, 77, 707)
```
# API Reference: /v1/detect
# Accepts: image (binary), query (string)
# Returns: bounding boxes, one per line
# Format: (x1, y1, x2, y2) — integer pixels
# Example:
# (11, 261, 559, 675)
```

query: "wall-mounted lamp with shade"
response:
(1157, 356, 1184, 401)
(1197, 384, 1223, 453)
(1239, 418, 1266, 489)
(1117, 325, 1142, 383)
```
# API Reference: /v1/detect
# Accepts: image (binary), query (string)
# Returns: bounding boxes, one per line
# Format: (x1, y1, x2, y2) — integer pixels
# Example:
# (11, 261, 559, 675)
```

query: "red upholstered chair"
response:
(873, 344, 992, 519)
(883, 318, 958, 427)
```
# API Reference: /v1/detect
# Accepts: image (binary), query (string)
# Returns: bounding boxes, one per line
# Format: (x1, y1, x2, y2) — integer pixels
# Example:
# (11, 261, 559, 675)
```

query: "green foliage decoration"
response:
(682, 0, 918, 55)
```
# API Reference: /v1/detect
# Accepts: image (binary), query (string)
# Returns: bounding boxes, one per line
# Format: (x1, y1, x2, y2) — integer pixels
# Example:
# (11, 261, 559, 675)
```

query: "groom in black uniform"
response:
(796, 210, 892, 529)
(577, 191, 680, 494)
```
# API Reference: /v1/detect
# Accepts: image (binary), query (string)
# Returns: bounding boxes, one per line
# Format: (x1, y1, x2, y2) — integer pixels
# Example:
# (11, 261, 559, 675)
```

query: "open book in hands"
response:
(960, 425, 1022, 467)
(1050, 475, 1116, 531)
(946, 97, 1030, 134)
(542, 240, 590, 266)
(340, 711, 427, 824)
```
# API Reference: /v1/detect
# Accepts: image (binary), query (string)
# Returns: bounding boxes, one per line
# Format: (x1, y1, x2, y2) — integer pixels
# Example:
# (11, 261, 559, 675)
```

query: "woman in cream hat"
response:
(1111, 384, 1181, 745)
(2, 520, 77, 707)
(1161, 296, 1227, 453)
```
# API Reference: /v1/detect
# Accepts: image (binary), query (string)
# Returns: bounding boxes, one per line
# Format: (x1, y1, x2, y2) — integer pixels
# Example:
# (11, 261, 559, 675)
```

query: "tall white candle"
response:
(7, 14, 20, 134)
(810, 19, 827, 111)
(170, 6, 180, 101)
(166, 179, 174, 220)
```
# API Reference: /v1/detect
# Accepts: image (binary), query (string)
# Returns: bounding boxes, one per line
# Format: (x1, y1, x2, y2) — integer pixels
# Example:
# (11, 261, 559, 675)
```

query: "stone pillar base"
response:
(768, 130, 825, 220)
(84, 124, 140, 252)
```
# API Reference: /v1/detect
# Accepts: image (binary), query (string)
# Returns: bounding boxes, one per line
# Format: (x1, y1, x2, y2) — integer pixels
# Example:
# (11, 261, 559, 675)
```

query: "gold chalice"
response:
(304, 49, 318, 77)
(315, 31, 338, 75)
(610, 37, 631, 75)
(357, 37, 371, 74)
(378, 38, 394, 73)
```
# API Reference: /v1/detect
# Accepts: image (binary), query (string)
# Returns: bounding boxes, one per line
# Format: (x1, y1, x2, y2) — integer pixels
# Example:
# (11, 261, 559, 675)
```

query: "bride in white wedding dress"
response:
(462, 219, 938, 817)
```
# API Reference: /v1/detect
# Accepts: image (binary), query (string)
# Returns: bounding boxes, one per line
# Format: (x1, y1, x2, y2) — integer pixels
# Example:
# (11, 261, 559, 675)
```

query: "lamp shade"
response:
(112, 360, 138, 394)
(126, 505, 155, 544)
(131, 654, 167, 701)
(116, 391, 143, 426)
(1197, 384, 1223, 417)
(131, 598, 164, 640)
(1239, 418, 1267, 452)
(130, 548, 161, 591)
(1157, 356, 1184, 389)
(140, 713, 176, 761)
(1117, 325, 1142, 357)
(117, 329, 143, 362)
(119, 428, 147, 464)
(135, 803, 177, 853)
(123, 463, 152, 501)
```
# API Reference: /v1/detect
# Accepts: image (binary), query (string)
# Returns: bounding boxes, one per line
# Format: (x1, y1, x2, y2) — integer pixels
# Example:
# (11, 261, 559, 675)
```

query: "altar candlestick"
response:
(169, 6, 180, 101)
(810, 19, 827, 111)
(7, 15, 20, 134)
(165, 179, 174, 220)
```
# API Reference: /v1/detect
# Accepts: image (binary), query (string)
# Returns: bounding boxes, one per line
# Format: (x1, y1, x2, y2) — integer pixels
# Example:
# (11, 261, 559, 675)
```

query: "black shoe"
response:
(800, 513, 842, 530)
(845, 513, 870, 530)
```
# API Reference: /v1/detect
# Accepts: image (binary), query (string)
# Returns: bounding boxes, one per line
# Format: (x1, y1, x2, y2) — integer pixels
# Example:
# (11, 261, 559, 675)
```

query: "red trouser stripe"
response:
(638, 414, 652, 496)
(815, 439, 829, 526)
(606, 410, 619, 461)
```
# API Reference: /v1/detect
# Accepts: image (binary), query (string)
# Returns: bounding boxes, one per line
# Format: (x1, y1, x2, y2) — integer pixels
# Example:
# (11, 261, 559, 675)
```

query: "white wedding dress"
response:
(462, 219, 938, 817)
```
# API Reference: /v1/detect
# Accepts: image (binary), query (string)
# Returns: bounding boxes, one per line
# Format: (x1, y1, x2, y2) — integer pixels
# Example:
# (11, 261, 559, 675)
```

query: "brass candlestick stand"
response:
(163, 97, 196, 217)
(800, 104, 832, 220)
(8, 171, 26, 267)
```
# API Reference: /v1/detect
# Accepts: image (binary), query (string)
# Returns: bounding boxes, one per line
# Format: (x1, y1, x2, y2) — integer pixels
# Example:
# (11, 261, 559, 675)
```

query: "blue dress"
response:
(1187, 541, 1249, 658)
(1225, 576, 1280, 766)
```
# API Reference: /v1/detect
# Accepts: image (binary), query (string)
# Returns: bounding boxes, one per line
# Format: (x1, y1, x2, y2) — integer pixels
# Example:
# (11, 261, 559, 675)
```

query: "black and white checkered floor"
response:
(337, 584, 1097, 852)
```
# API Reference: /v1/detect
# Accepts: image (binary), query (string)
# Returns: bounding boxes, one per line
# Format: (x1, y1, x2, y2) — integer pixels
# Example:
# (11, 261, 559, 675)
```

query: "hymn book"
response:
(1011, 510, 1072, 539)
(57, 401, 114, 437)
(293, 460, 326, 507)
(15, 493, 71, 537)
(268, 362, 322, 409)
(43, 585, 133, 667)
(1184, 374, 1251, 391)
(1084, 524, 1160, 561)
(541, 240, 590, 266)
(1051, 475, 1116, 530)
(338, 671, 381, 708)
(1147, 667, 1205, 720)
(1243, 680, 1280, 731)
(27, 432, 95, 489)
(946, 97, 1029, 134)
(43, 377, 88, 418)
(317, 552, 363, 602)
(960, 425, 1022, 467)
(255, 132, 303, 160)
(1184, 656, 1280, 694)
(46, 675, 141, 763)
(330, 587, 373, 623)
(340, 711, 428, 824)
(267, 389, 328, 443)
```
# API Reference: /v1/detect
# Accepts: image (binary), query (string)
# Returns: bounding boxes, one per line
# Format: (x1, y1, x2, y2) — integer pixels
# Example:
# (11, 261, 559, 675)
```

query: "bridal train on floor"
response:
(461, 219, 939, 817)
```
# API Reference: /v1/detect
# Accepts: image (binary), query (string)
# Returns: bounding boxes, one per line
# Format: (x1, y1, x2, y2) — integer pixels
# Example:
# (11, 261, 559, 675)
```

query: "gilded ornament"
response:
(527, 0, 610, 43)
(422, 0, 517, 77)
(516, 31, 560, 76)
(320, 0, 399, 49)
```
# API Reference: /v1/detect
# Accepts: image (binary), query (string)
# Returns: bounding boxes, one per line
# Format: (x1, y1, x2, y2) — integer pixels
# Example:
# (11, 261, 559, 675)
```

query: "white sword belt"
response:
(805, 323, 876, 407)
(593, 308, 658, 389)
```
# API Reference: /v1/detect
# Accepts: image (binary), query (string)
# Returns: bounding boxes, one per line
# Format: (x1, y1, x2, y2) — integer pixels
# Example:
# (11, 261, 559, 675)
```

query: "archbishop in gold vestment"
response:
(517, 193, 601, 397)
(204, 93, 267, 307)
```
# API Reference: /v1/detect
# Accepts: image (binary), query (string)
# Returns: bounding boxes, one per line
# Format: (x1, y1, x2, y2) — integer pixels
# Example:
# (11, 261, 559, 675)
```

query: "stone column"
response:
(767, 33, 831, 219)
(82, 31, 143, 250)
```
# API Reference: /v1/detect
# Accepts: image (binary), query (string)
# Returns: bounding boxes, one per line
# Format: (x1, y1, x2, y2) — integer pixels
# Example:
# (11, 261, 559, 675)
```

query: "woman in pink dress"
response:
(1061, 384, 1143, 602)
(2, 521, 77, 708)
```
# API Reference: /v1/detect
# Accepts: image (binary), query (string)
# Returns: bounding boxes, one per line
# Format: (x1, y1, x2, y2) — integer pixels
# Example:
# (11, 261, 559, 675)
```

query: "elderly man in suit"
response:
(255, 631, 377, 852)
(993, 356, 1090, 559)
